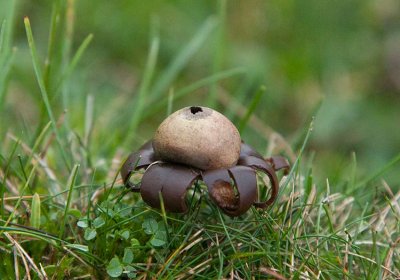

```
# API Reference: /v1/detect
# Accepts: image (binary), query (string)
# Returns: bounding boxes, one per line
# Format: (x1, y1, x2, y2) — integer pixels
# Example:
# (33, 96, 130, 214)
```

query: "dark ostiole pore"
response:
(121, 141, 289, 217)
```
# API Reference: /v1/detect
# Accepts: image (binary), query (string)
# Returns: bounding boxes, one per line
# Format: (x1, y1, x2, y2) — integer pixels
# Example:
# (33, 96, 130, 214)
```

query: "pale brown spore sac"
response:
(153, 106, 241, 170)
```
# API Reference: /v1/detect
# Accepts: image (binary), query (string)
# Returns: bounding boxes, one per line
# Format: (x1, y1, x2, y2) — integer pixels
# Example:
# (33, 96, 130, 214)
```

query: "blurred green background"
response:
(1, 0, 400, 188)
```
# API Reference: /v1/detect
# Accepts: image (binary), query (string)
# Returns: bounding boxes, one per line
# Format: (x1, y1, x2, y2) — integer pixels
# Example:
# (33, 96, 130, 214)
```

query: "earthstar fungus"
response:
(121, 106, 290, 217)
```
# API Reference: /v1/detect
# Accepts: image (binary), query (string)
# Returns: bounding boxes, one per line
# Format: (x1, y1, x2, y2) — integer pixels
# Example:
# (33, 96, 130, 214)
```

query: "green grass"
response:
(1, 1, 400, 279)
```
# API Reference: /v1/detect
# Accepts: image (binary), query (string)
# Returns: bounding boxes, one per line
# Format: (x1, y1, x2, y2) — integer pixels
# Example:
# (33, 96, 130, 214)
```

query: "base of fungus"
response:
(121, 140, 290, 217)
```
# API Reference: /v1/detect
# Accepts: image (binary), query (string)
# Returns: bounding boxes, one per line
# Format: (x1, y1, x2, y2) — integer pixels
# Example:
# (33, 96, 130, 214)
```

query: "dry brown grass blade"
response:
(382, 180, 400, 216)
(181, 237, 203, 253)
(0, 167, 30, 214)
(354, 182, 400, 237)
(335, 197, 355, 229)
(0, 195, 47, 201)
(0, 169, 21, 196)
(382, 237, 400, 280)
(7, 133, 62, 197)
(342, 251, 398, 278)
(62, 246, 92, 269)
(140, 248, 154, 280)
(13, 246, 20, 280)
(373, 190, 400, 232)
(90, 178, 124, 205)
(283, 262, 316, 279)
(259, 267, 288, 280)
(177, 258, 212, 279)
(303, 184, 317, 222)
(4, 232, 47, 279)
(292, 184, 317, 236)
(343, 230, 351, 278)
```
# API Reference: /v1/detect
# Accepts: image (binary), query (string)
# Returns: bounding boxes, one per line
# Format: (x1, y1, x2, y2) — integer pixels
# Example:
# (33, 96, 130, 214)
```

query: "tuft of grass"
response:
(125, 35, 160, 145)
(24, 17, 71, 170)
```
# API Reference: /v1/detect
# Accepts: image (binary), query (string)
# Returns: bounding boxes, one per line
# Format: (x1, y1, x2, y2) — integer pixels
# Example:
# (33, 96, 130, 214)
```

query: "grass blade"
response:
(349, 152, 400, 195)
(24, 17, 71, 170)
(30, 193, 41, 229)
(278, 118, 314, 199)
(1, 139, 20, 217)
(24, 121, 52, 170)
(207, 0, 226, 107)
(144, 67, 245, 118)
(237, 85, 266, 132)
(59, 163, 80, 239)
(0, 226, 104, 265)
(125, 35, 160, 145)
(0, 9, 16, 110)
(0, 48, 15, 108)
(167, 88, 174, 117)
(84, 94, 94, 147)
(149, 17, 217, 102)
(0, 0, 16, 53)
(3, 164, 38, 229)
(54, 33, 94, 94)
(43, 0, 67, 92)
(0, 20, 6, 53)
